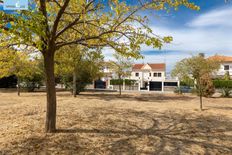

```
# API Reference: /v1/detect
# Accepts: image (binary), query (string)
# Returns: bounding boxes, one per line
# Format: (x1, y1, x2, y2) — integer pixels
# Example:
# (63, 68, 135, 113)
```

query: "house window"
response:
(149, 73, 151, 77)
(224, 65, 230, 71)
(135, 73, 139, 77)
(154, 73, 162, 77)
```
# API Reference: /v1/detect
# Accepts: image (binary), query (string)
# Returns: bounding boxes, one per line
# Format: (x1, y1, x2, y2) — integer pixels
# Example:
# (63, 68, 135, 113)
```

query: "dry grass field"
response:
(0, 90, 232, 155)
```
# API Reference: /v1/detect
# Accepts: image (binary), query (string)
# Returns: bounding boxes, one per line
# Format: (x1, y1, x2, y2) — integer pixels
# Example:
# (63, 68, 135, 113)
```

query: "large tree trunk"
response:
(17, 77, 20, 96)
(73, 71, 77, 97)
(43, 51, 57, 133)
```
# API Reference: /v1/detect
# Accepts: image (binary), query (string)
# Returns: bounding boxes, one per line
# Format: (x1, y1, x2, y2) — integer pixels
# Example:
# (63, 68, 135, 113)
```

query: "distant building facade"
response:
(208, 55, 232, 78)
(130, 63, 179, 91)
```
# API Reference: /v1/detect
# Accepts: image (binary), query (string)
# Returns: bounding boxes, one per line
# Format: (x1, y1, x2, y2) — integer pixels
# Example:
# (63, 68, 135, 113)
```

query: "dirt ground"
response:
(0, 90, 232, 155)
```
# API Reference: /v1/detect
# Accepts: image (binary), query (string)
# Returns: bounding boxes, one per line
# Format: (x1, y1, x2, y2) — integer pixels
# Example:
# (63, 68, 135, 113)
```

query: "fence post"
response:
(162, 81, 164, 92)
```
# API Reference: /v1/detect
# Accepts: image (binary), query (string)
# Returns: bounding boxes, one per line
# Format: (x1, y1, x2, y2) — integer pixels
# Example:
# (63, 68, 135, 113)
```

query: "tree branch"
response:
(51, 0, 70, 40)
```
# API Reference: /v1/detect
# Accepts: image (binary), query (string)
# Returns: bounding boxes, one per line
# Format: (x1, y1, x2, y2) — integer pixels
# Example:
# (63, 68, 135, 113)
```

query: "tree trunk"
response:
(198, 81, 203, 111)
(73, 71, 77, 97)
(119, 76, 122, 96)
(43, 51, 57, 133)
(200, 94, 203, 111)
(17, 77, 20, 96)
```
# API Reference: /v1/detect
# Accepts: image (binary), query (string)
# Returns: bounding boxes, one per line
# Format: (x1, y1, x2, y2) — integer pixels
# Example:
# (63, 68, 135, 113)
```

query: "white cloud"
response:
(144, 25, 232, 53)
(187, 6, 232, 27)
(142, 6, 232, 53)
(103, 6, 232, 71)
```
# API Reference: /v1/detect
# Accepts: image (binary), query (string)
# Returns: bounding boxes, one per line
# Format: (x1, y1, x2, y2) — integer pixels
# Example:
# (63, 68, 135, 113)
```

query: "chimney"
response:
(199, 53, 205, 58)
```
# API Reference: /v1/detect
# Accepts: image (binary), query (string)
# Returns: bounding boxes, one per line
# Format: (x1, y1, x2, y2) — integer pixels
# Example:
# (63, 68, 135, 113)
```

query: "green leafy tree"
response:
(172, 55, 220, 110)
(22, 57, 44, 92)
(55, 46, 103, 97)
(109, 54, 133, 95)
(0, 48, 41, 96)
(0, 0, 199, 132)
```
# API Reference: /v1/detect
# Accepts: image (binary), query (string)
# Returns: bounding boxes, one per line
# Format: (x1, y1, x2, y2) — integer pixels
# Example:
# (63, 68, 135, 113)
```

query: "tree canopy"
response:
(55, 45, 104, 96)
(109, 53, 133, 95)
(172, 55, 220, 110)
(0, 0, 199, 132)
(0, 48, 43, 95)
(0, 0, 199, 56)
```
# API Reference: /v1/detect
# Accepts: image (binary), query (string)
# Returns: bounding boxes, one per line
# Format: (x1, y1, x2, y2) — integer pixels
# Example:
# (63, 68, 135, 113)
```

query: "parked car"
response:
(174, 86, 192, 94)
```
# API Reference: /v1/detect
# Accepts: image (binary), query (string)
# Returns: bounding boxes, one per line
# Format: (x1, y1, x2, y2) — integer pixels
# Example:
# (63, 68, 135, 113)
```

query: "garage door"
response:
(94, 80, 106, 89)
(149, 82, 162, 91)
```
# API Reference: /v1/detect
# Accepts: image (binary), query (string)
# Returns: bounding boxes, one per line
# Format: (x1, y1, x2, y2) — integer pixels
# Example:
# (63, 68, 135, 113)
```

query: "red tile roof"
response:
(148, 63, 166, 70)
(208, 55, 232, 62)
(132, 64, 144, 70)
(132, 63, 165, 71)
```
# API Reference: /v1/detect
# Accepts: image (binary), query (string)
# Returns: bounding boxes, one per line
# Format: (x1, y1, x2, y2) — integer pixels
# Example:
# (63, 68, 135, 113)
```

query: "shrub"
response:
(174, 87, 182, 94)
(110, 79, 123, 85)
(221, 88, 232, 97)
(180, 78, 194, 87)
(21, 74, 43, 92)
(213, 80, 232, 97)
(110, 79, 136, 85)
(125, 79, 136, 85)
(213, 80, 232, 89)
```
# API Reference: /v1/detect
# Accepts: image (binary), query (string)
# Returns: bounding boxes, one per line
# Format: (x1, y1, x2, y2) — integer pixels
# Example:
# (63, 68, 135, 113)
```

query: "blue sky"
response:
(1, 0, 232, 73)
(3, 0, 28, 10)
(104, 0, 232, 73)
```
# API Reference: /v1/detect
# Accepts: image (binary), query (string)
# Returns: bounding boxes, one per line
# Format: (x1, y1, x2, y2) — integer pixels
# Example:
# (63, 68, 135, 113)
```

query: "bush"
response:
(174, 87, 182, 94)
(21, 74, 43, 92)
(213, 80, 232, 89)
(221, 88, 232, 97)
(125, 79, 136, 85)
(110, 79, 123, 85)
(75, 70, 93, 94)
(180, 79, 194, 87)
(21, 82, 41, 92)
(110, 79, 136, 85)
(213, 80, 232, 97)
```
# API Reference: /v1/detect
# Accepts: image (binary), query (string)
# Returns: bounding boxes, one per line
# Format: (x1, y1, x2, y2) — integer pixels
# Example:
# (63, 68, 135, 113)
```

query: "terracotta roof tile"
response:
(132, 63, 166, 71)
(208, 55, 232, 62)
(132, 64, 144, 70)
(148, 63, 165, 70)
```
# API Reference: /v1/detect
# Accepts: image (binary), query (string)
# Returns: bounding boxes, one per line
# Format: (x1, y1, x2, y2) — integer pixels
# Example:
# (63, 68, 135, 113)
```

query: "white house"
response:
(208, 55, 232, 78)
(131, 63, 179, 91)
(98, 62, 113, 89)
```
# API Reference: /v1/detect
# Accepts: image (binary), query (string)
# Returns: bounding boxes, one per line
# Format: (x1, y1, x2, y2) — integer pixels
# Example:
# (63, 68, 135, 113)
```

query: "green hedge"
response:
(213, 80, 232, 89)
(179, 78, 194, 87)
(110, 79, 136, 85)
(180, 80, 194, 87)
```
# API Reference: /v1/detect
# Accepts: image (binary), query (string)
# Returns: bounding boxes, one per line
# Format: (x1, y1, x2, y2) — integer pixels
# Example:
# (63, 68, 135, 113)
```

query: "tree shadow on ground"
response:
(206, 106, 232, 111)
(2, 108, 232, 154)
(78, 93, 195, 103)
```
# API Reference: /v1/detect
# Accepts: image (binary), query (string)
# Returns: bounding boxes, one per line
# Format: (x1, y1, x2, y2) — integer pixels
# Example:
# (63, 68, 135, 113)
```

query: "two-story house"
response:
(208, 55, 232, 78)
(131, 63, 179, 91)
